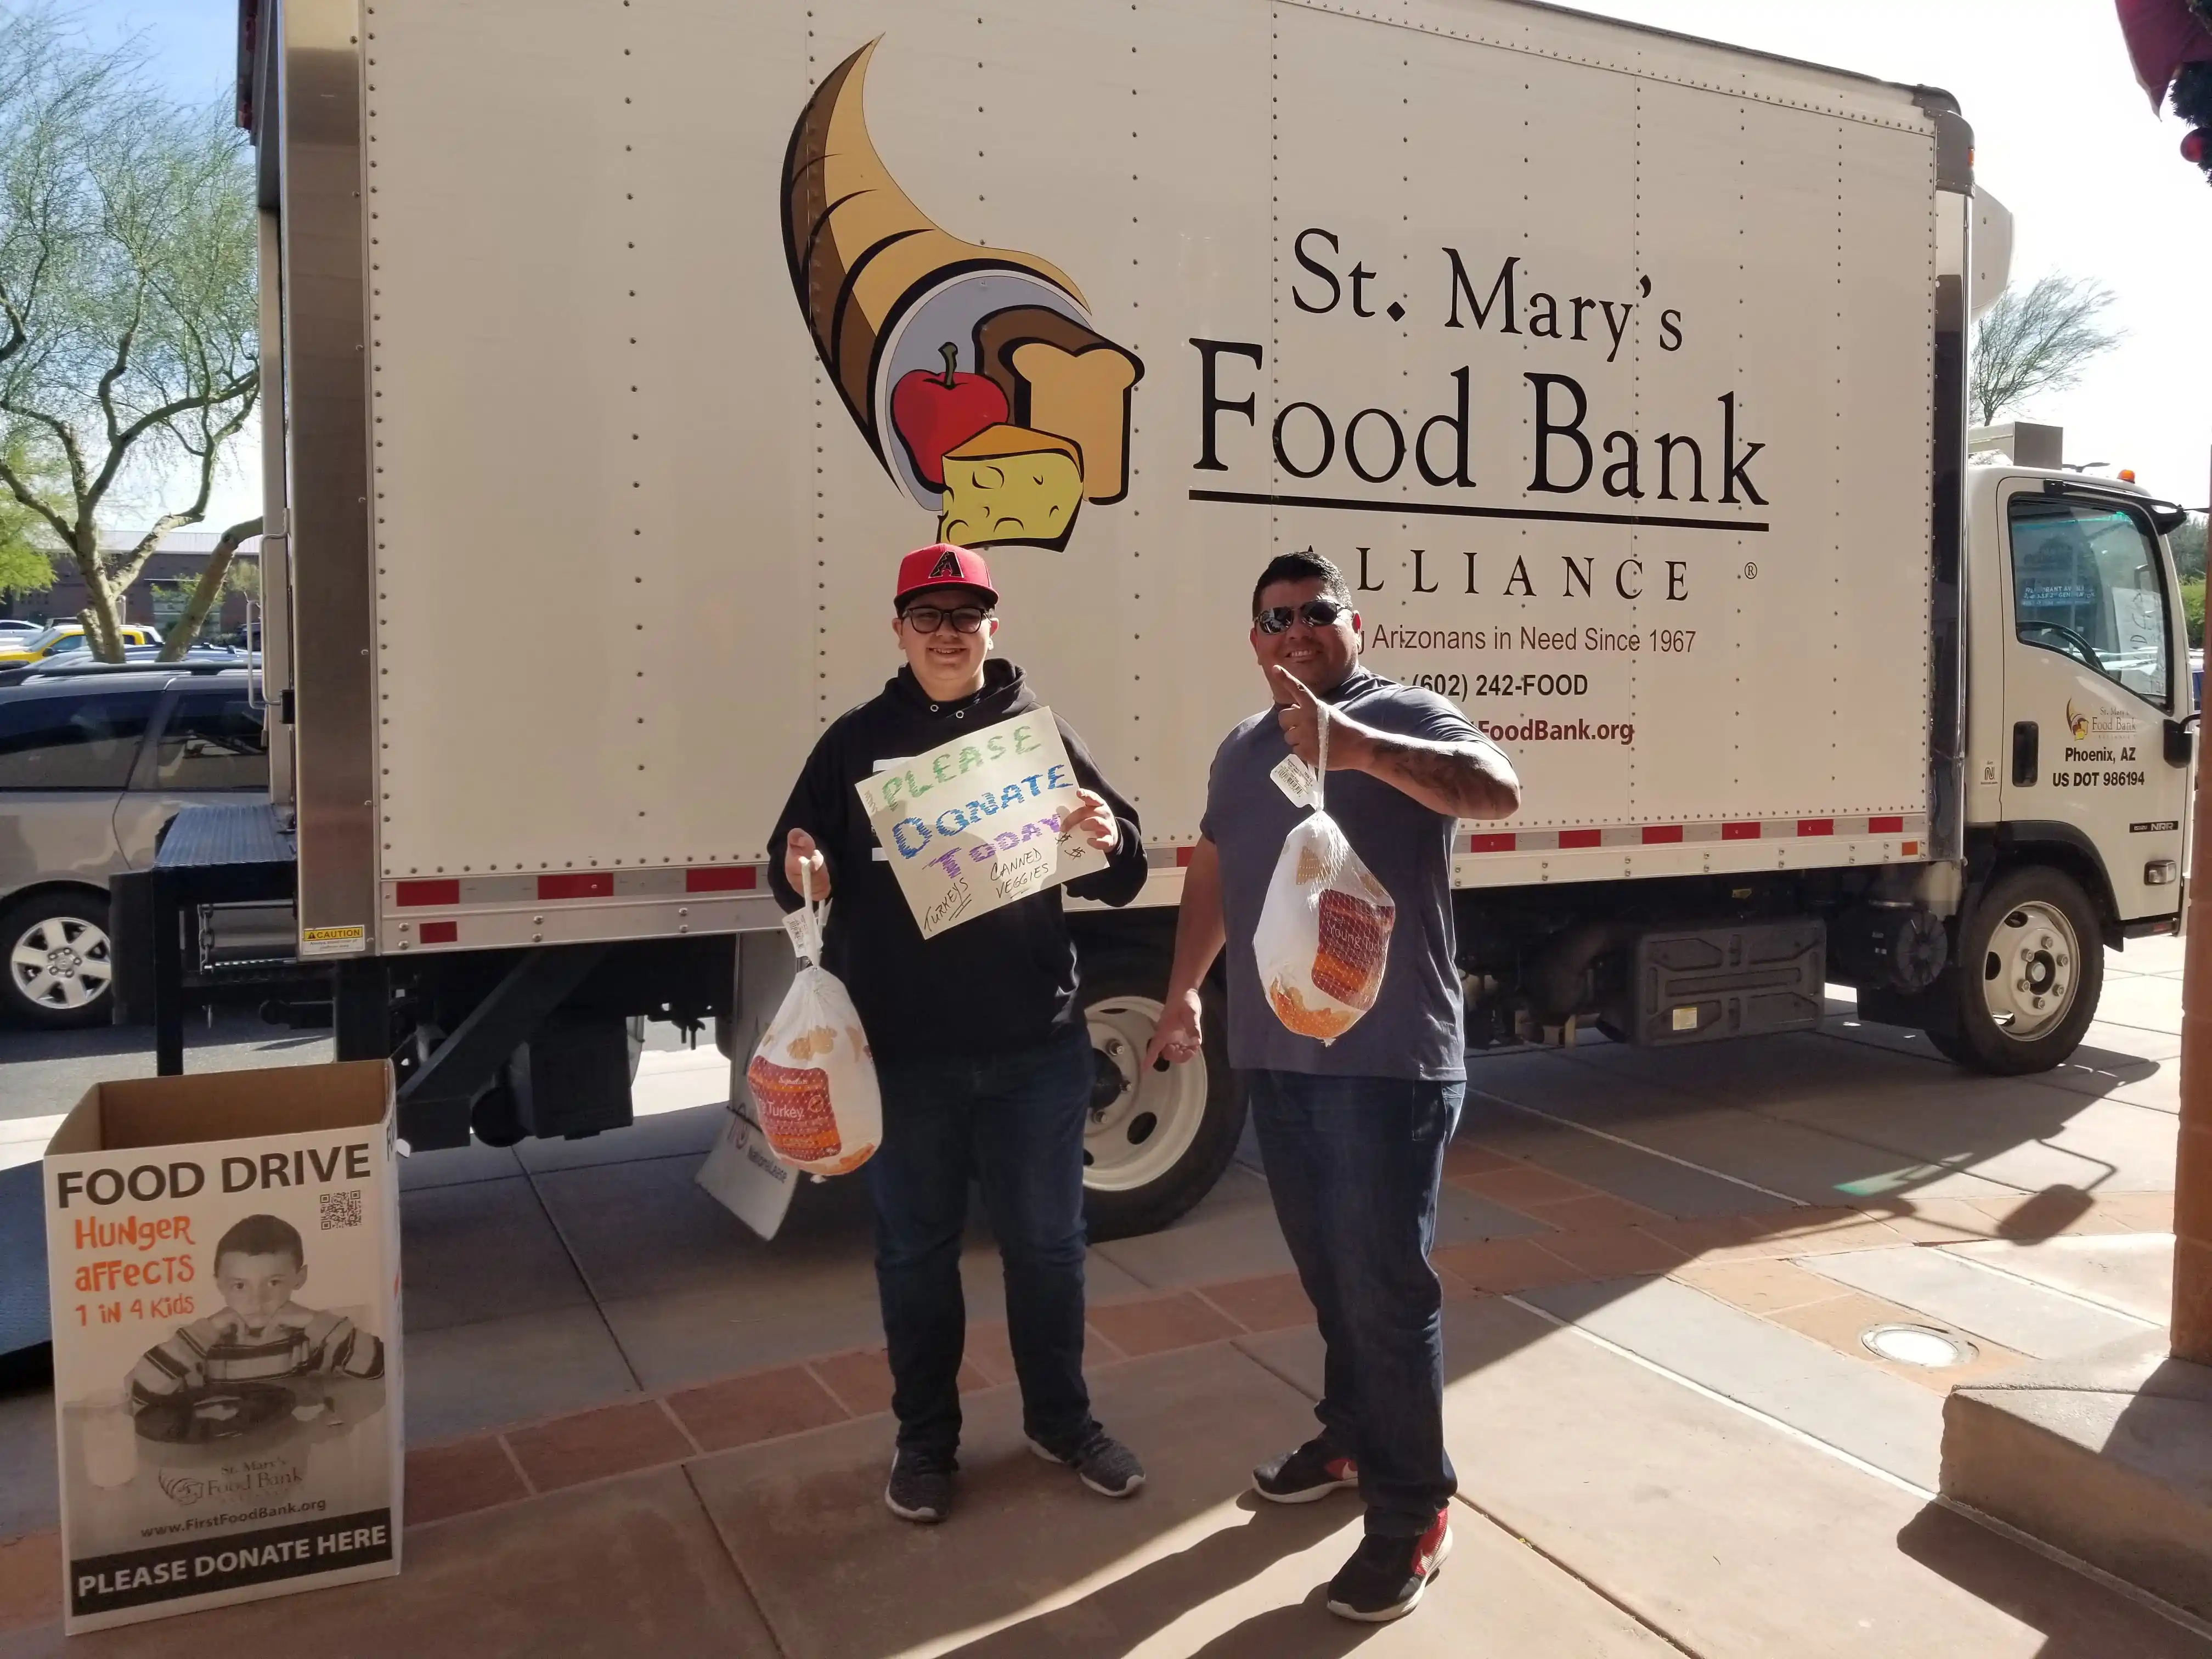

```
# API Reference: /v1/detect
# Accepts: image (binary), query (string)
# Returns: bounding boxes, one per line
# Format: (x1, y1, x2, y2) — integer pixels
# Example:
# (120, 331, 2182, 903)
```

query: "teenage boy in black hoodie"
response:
(768, 543, 1150, 1525)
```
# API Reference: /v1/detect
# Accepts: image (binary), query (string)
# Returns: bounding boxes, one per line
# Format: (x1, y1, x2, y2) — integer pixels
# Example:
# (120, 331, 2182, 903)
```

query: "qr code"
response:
(319, 1189, 364, 1231)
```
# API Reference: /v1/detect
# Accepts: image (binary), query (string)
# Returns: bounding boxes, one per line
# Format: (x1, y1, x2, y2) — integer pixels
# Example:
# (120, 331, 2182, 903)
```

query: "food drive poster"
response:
(45, 1124, 400, 1632)
(857, 708, 1103, 938)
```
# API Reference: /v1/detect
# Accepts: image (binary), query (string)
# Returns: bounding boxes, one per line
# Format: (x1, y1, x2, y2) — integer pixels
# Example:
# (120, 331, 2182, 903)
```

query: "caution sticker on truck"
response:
(301, 924, 368, 957)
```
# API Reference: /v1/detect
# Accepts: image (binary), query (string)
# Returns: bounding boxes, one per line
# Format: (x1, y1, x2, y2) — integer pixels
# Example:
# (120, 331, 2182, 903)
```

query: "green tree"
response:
(0, 432, 62, 607)
(1969, 273, 2123, 428)
(2181, 578, 2203, 652)
(0, 539, 52, 605)
(2171, 513, 2207, 584)
(0, 7, 258, 661)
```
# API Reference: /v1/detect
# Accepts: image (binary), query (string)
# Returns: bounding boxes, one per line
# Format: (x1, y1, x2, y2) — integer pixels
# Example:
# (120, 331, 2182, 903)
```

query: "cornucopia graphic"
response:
(782, 40, 1143, 551)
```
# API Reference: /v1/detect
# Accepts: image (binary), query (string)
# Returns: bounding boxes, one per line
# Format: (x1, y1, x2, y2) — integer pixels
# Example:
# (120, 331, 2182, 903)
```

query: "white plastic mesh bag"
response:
(1252, 702, 1397, 1042)
(744, 866, 883, 1175)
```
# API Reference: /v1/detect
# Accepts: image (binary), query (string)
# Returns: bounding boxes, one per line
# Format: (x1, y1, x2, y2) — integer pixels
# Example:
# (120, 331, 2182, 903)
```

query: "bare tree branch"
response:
(104, 397, 251, 591)
(1970, 273, 2124, 428)
(156, 513, 260, 659)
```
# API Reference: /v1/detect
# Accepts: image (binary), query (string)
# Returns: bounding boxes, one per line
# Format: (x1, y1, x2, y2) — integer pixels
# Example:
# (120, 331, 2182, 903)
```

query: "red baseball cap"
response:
(894, 543, 998, 609)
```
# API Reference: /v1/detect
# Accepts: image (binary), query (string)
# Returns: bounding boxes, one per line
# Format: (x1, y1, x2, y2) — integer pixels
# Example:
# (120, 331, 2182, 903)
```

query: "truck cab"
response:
(1862, 458, 2194, 1071)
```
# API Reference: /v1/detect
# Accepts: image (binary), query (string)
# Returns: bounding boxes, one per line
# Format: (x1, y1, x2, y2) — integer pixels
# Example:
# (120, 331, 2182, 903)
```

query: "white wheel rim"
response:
(1980, 900, 2078, 1042)
(1083, 995, 1209, 1194)
(9, 913, 112, 1011)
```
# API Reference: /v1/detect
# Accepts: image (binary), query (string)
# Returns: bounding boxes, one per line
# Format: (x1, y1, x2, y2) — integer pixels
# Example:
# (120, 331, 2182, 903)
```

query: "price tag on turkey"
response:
(781, 903, 825, 960)
(1271, 753, 1318, 808)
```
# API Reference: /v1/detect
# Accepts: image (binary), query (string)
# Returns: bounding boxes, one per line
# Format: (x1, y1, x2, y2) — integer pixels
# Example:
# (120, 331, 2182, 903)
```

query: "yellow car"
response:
(0, 622, 162, 665)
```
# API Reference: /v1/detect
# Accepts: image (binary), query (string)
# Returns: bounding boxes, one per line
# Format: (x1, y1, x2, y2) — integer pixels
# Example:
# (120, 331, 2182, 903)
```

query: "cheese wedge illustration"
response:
(974, 307, 1144, 504)
(782, 41, 1086, 470)
(938, 425, 1085, 551)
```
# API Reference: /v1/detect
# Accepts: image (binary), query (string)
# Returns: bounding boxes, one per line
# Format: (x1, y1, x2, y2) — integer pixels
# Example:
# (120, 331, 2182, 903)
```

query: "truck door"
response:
(1998, 481, 2191, 922)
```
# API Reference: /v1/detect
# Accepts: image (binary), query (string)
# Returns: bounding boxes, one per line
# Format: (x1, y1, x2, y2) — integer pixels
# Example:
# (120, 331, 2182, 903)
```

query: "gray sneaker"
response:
(884, 1448, 955, 1523)
(1029, 1429, 1146, 1498)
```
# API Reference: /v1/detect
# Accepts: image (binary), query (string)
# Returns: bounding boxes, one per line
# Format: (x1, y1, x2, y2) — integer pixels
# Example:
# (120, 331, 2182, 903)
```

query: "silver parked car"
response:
(0, 663, 267, 1026)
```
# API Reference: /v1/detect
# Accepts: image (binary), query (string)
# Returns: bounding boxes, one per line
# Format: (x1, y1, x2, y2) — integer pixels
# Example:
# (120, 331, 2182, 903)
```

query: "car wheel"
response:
(1933, 866, 2103, 1076)
(2, 892, 115, 1030)
(1078, 951, 1246, 1243)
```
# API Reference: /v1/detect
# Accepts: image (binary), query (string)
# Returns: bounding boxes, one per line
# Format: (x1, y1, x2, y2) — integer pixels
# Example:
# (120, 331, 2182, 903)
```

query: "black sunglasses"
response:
(901, 603, 991, 635)
(1255, 598, 1351, 635)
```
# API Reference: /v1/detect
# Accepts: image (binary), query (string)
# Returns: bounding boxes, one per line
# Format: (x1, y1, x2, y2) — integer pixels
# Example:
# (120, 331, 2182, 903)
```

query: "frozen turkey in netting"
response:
(1253, 721, 1395, 1042)
(744, 874, 881, 1175)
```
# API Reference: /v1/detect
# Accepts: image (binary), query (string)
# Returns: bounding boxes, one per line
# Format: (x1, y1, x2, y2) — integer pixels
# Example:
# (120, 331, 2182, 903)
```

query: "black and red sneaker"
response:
(1251, 1437, 1359, 1504)
(1325, 1508, 1454, 1622)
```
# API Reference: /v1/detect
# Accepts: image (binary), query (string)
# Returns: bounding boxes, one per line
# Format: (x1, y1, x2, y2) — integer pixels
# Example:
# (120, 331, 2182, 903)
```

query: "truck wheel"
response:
(2, 891, 114, 1030)
(1936, 867, 2103, 1075)
(1079, 953, 1246, 1242)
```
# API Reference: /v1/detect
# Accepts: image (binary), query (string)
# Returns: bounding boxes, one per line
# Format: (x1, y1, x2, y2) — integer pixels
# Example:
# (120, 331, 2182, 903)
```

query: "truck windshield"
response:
(2008, 494, 2171, 708)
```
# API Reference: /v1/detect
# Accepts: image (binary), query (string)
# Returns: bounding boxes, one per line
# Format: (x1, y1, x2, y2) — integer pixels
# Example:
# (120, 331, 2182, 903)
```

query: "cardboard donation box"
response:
(42, 1062, 403, 1634)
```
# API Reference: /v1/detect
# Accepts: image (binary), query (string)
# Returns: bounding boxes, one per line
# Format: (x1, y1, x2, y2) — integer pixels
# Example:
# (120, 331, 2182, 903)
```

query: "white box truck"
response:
(138, 0, 2194, 1237)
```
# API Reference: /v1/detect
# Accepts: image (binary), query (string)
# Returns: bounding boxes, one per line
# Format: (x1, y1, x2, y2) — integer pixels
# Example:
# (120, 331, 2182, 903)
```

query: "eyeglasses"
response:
(1255, 599, 1350, 635)
(901, 604, 991, 635)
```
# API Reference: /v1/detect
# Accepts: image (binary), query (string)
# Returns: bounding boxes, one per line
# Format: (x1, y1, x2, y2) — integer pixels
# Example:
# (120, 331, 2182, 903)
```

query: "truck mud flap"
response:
(1619, 919, 1826, 1047)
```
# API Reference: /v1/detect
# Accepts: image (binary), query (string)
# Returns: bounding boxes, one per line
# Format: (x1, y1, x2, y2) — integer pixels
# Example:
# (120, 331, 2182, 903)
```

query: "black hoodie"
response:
(766, 659, 1148, 1061)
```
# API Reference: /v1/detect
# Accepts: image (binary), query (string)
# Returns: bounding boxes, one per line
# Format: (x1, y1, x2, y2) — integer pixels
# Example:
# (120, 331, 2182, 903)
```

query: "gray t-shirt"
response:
(1201, 668, 1494, 1081)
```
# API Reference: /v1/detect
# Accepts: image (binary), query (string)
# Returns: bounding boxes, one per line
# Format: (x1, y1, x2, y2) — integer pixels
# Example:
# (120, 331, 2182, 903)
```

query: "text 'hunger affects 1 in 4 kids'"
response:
(854, 709, 1104, 940)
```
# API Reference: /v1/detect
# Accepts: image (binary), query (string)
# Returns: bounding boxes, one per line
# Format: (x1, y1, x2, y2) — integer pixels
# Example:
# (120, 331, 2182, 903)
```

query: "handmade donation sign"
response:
(856, 708, 1104, 938)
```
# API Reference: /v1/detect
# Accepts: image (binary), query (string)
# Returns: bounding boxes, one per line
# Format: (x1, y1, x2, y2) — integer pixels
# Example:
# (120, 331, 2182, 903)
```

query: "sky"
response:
(1567, 0, 2212, 507)
(99, 0, 2212, 526)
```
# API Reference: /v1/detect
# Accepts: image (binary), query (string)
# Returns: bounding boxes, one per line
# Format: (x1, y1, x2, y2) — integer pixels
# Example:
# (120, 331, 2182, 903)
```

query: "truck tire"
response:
(1933, 866, 2102, 1076)
(1078, 952, 1245, 1242)
(2, 890, 114, 1030)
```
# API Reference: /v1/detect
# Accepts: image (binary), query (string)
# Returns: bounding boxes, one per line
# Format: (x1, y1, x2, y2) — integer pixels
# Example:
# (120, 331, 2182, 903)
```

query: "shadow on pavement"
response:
(933, 1496, 1376, 1659)
(1895, 1502, 2212, 1659)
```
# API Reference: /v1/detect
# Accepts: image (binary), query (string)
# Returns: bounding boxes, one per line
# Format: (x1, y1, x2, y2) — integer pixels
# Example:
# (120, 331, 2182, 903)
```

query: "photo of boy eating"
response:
(126, 1214, 385, 1417)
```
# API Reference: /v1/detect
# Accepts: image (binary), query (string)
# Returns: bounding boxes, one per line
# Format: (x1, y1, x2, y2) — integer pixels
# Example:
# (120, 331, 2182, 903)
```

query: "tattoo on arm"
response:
(1362, 733, 1521, 818)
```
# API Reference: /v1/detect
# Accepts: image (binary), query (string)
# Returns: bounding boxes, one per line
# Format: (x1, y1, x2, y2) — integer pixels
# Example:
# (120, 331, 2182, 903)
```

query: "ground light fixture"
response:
(1860, 1323, 1979, 1368)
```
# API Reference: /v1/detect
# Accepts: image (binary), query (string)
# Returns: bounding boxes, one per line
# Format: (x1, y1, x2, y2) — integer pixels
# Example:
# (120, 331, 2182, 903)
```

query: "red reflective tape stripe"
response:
(1175, 845, 1195, 867)
(1797, 819, 1835, 837)
(419, 921, 458, 945)
(685, 866, 758, 893)
(1902, 840, 1921, 856)
(396, 879, 459, 907)
(1722, 822, 1761, 840)
(1641, 825, 1683, 844)
(1468, 833, 1516, 853)
(1558, 828, 1602, 849)
(1869, 815, 1905, 834)
(538, 872, 614, 900)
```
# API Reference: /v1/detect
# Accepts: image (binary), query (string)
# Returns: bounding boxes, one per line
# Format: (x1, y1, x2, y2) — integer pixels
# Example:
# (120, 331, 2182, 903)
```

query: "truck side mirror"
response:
(2166, 714, 2198, 768)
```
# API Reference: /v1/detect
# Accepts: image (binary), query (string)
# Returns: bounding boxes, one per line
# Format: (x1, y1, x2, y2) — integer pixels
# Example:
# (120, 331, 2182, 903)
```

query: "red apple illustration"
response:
(891, 342, 1008, 490)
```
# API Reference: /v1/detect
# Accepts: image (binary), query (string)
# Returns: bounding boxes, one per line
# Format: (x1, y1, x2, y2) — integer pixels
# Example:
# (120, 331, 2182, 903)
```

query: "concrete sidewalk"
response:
(0, 940, 2202, 1653)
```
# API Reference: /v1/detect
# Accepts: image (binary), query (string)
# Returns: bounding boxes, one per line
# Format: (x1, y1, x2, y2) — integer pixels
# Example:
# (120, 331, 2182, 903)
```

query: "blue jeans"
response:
(1247, 1069, 1464, 1538)
(866, 1025, 1098, 1461)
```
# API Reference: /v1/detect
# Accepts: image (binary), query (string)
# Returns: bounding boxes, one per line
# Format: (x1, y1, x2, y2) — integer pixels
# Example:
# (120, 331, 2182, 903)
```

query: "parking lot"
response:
(0, 944, 2198, 1656)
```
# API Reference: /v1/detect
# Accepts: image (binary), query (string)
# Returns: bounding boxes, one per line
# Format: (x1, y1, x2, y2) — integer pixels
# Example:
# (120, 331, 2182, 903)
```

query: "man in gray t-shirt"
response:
(1201, 669, 1489, 1083)
(1147, 550, 1519, 1626)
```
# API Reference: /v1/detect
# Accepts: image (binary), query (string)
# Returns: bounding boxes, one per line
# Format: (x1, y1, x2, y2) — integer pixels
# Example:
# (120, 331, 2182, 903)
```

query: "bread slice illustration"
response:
(782, 41, 1086, 471)
(937, 425, 1085, 551)
(974, 307, 1144, 503)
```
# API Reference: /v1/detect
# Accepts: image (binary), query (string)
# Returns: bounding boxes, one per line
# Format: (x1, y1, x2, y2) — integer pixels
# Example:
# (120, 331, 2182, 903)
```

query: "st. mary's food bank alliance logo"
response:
(2067, 699, 2138, 741)
(781, 40, 1143, 552)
